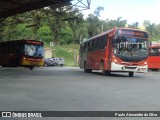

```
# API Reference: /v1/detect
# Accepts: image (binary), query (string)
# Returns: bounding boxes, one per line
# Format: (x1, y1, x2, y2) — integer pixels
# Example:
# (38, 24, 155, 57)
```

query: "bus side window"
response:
(89, 41, 93, 51)
(105, 35, 108, 47)
(99, 37, 103, 50)
(85, 42, 89, 52)
(80, 45, 83, 56)
(101, 35, 108, 50)
(97, 38, 101, 50)
(89, 41, 92, 51)
(92, 39, 97, 51)
(150, 48, 158, 56)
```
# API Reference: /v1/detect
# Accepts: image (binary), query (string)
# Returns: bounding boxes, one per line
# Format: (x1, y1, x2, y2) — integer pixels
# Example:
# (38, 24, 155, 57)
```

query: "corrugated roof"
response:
(0, 0, 72, 18)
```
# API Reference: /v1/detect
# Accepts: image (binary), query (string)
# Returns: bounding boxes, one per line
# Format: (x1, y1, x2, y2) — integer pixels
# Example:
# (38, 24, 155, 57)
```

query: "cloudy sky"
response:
(73, 0, 160, 25)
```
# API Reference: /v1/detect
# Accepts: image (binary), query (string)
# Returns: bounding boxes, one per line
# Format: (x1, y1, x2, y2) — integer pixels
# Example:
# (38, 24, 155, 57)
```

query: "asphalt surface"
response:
(0, 66, 160, 120)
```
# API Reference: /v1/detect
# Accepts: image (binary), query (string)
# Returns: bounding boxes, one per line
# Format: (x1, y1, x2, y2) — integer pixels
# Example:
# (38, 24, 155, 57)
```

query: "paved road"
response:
(0, 67, 160, 120)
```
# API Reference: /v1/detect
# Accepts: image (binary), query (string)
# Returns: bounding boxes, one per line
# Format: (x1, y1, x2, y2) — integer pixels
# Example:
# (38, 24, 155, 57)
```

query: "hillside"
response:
(45, 44, 80, 66)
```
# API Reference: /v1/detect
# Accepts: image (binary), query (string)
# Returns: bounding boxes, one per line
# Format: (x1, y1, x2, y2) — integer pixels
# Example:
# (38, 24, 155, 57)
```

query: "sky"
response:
(73, 0, 160, 25)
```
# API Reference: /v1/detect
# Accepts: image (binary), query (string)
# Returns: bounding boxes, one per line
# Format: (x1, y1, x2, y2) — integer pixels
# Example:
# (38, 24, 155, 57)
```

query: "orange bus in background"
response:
(0, 40, 44, 70)
(79, 28, 149, 77)
(148, 44, 160, 71)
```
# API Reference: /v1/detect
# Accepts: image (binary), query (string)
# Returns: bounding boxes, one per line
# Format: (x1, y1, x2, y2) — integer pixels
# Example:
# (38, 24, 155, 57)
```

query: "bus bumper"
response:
(111, 62, 148, 73)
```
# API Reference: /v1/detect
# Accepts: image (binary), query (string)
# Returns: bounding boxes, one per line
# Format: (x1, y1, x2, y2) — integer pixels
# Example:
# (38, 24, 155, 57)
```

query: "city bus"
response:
(79, 28, 149, 77)
(148, 44, 160, 71)
(0, 40, 44, 70)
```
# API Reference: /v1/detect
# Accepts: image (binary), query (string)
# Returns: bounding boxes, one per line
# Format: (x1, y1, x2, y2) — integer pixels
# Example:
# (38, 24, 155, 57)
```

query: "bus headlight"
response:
(144, 62, 147, 65)
(112, 58, 120, 64)
(114, 59, 117, 63)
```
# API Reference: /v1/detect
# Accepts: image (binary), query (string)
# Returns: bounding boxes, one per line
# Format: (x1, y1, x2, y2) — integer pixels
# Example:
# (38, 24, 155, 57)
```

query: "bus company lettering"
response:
(12, 112, 42, 117)
(120, 31, 144, 37)
(28, 113, 42, 117)
(12, 112, 27, 117)
(26, 41, 42, 45)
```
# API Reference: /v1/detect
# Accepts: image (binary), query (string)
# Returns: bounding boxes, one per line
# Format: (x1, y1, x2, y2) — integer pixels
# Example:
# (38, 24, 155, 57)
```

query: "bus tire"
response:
(29, 66, 34, 70)
(129, 72, 134, 77)
(84, 62, 92, 73)
(44, 63, 48, 67)
(102, 70, 111, 76)
(151, 69, 159, 71)
(100, 61, 110, 76)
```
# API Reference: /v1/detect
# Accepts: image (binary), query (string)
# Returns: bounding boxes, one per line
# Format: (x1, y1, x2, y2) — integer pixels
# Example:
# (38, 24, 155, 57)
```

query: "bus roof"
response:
(0, 39, 43, 44)
(81, 28, 148, 44)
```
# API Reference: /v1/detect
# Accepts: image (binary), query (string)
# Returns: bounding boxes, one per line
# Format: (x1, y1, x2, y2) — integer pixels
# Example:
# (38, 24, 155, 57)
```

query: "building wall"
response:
(44, 48, 52, 58)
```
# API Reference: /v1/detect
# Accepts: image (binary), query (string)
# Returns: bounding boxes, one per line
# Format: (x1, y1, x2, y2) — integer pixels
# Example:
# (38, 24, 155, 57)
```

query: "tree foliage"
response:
(1, 6, 160, 44)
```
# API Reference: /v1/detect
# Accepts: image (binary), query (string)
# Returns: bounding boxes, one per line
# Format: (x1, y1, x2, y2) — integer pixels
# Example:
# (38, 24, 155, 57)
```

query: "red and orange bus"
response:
(148, 44, 160, 71)
(0, 40, 44, 70)
(79, 28, 149, 77)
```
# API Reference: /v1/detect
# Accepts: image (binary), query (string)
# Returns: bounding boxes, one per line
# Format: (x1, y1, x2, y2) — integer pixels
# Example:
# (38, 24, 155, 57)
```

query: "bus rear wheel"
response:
(129, 72, 134, 77)
(29, 66, 34, 70)
(84, 62, 92, 73)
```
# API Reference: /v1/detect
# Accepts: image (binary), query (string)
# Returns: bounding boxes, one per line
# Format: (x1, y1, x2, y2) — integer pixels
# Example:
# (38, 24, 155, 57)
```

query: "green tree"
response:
(86, 6, 104, 38)
(94, 6, 104, 17)
(37, 25, 52, 43)
(128, 22, 139, 28)
(153, 24, 160, 42)
(47, 6, 66, 45)
(14, 24, 32, 39)
(67, 8, 85, 44)
(143, 20, 155, 40)
(103, 17, 127, 31)
(25, 9, 47, 39)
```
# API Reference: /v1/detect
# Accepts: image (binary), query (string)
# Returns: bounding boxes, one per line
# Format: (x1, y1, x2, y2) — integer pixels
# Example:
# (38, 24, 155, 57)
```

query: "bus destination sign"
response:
(26, 40, 42, 45)
(115, 29, 148, 38)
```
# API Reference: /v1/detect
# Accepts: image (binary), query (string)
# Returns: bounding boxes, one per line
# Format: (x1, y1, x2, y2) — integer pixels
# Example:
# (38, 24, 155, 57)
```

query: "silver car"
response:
(50, 58, 59, 66)
(57, 58, 64, 66)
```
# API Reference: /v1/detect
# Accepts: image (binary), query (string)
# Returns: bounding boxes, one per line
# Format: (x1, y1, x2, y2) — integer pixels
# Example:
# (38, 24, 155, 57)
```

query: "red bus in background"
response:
(79, 28, 149, 77)
(0, 40, 44, 70)
(148, 44, 160, 71)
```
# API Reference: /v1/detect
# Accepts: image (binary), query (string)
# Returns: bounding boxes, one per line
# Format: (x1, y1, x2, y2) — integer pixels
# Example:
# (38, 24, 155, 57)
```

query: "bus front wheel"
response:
(84, 62, 92, 73)
(129, 72, 134, 77)
(100, 62, 110, 76)
(29, 66, 34, 70)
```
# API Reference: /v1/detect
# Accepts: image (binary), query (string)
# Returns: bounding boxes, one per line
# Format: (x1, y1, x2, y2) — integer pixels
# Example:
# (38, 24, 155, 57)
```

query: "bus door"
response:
(106, 35, 113, 70)
(87, 41, 94, 69)
(79, 44, 84, 68)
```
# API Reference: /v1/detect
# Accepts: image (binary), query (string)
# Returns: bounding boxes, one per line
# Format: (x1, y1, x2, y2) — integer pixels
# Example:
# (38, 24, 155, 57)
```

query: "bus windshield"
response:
(113, 36, 148, 62)
(24, 44, 44, 57)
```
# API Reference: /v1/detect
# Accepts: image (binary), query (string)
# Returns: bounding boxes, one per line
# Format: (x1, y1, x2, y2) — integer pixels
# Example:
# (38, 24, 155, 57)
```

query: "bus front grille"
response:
(124, 66, 137, 69)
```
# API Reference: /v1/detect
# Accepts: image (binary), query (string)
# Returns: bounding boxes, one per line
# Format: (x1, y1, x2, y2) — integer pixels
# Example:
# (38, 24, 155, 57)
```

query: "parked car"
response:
(57, 58, 64, 66)
(50, 58, 59, 66)
(44, 58, 52, 66)
(44, 58, 64, 66)
(44, 58, 58, 66)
